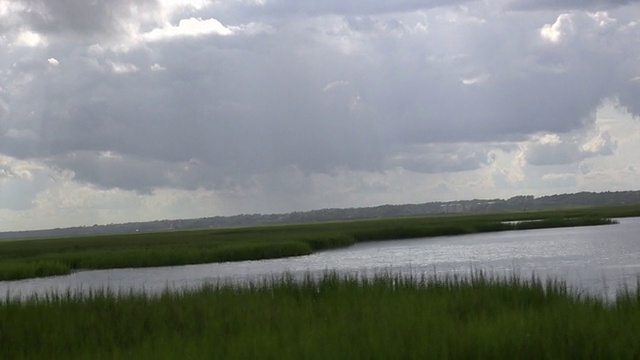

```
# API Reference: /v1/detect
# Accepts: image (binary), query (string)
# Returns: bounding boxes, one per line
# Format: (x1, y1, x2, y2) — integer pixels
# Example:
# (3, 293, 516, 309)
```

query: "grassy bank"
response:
(0, 204, 638, 280)
(1, 273, 639, 359)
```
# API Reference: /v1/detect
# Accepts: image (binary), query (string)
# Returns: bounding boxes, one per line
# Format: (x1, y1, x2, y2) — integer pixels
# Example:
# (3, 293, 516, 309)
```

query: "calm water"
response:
(2, 218, 640, 300)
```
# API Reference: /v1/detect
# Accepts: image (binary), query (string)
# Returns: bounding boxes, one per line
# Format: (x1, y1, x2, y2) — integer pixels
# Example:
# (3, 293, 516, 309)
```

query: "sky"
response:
(1, 0, 639, 231)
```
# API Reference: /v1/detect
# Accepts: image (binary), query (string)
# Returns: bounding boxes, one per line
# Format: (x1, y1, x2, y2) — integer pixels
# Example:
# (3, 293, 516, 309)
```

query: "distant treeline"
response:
(2, 190, 640, 240)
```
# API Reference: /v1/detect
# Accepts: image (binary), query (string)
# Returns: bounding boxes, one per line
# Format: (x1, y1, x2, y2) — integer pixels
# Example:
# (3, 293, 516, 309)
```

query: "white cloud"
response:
(15, 30, 47, 47)
(108, 61, 139, 74)
(144, 17, 233, 41)
(581, 130, 616, 155)
(47, 58, 60, 66)
(229, 22, 274, 35)
(541, 172, 575, 181)
(540, 13, 574, 43)
(588, 11, 617, 28)
(540, 172, 577, 187)
(0, 1, 24, 17)
(98, 151, 124, 160)
(461, 73, 490, 85)
(538, 133, 562, 145)
(150, 63, 167, 71)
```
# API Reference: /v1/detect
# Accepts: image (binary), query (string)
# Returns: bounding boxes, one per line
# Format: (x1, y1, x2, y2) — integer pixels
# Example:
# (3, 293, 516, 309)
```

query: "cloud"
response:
(387, 143, 504, 174)
(461, 73, 490, 85)
(581, 130, 617, 155)
(15, 30, 48, 47)
(108, 61, 139, 74)
(523, 130, 617, 166)
(244, 0, 473, 17)
(144, 17, 233, 41)
(2, 4, 638, 192)
(508, 0, 637, 11)
(0, 156, 54, 211)
(50, 151, 208, 193)
(540, 172, 577, 187)
(539, 14, 574, 43)
(541, 173, 573, 181)
(15, 0, 159, 39)
(1, 0, 640, 229)
(322, 80, 349, 92)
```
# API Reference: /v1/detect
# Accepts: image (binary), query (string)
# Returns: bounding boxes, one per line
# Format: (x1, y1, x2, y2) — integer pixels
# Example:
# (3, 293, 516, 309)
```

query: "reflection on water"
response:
(2, 218, 640, 300)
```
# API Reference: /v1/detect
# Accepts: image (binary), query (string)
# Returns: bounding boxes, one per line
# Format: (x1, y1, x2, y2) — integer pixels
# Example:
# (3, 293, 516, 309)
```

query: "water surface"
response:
(2, 217, 639, 300)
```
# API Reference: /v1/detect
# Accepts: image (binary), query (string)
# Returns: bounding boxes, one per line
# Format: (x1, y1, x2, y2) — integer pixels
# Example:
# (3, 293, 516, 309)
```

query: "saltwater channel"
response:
(2, 217, 640, 300)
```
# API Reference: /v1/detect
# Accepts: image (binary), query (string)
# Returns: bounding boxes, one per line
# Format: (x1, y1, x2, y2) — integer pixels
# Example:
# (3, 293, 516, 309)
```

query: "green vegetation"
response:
(0, 204, 639, 281)
(0, 259, 70, 280)
(1, 273, 639, 359)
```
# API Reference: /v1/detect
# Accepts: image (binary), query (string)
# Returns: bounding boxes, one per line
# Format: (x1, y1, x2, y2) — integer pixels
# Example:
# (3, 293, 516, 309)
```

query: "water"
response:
(2, 218, 640, 300)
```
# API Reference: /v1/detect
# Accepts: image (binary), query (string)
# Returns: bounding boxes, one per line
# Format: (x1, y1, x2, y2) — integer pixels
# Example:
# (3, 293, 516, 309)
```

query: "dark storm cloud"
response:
(0, 31, 384, 191)
(353, 12, 625, 144)
(50, 151, 224, 192)
(12, 0, 159, 38)
(617, 81, 640, 116)
(1, 1, 639, 194)
(387, 144, 501, 174)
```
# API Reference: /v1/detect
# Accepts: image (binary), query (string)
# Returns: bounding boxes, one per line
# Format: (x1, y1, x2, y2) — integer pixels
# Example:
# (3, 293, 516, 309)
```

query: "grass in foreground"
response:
(0, 204, 638, 280)
(1, 273, 639, 359)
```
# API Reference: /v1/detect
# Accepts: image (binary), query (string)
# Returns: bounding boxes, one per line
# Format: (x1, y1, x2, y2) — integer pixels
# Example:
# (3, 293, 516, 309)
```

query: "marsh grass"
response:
(0, 205, 636, 280)
(1, 273, 639, 359)
(0, 259, 70, 281)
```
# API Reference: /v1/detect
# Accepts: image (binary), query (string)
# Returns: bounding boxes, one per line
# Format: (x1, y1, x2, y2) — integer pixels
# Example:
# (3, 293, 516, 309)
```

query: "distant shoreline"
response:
(0, 205, 637, 281)
(2, 189, 640, 240)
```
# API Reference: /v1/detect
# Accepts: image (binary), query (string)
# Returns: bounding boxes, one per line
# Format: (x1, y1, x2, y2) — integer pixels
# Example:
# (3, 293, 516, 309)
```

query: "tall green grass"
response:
(1, 273, 639, 359)
(0, 205, 636, 280)
(0, 259, 70, 280)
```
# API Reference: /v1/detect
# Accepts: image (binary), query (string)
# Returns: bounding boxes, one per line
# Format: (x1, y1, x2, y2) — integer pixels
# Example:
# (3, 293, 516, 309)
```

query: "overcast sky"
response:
(1, 0, 639, 231)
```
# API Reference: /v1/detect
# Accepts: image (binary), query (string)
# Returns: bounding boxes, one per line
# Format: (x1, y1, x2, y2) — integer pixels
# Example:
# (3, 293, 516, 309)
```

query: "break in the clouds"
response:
(1, 0, 640, 230)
